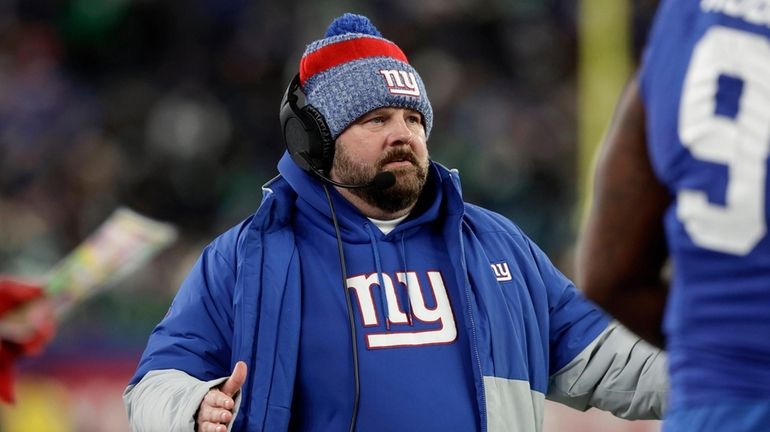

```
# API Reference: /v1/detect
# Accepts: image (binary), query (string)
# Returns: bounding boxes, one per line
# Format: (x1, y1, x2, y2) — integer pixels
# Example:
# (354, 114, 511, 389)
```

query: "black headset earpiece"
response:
(280, 74, 335, 174)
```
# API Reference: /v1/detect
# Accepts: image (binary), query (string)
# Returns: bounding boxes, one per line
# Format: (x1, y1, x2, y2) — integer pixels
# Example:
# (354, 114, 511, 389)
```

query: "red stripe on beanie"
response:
(300, 37, 408, 86)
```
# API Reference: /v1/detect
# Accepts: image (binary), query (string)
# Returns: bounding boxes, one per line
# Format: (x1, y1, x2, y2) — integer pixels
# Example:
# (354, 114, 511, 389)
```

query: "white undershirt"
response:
(368, 213, 409, 235)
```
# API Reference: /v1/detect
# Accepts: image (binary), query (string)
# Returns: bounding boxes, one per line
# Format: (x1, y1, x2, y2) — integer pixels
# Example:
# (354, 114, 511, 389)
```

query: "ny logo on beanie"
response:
(379, 70, 421, 97)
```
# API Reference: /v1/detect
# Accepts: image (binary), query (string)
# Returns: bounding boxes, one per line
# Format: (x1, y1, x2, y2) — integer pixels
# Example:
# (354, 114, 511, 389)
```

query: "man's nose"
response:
(386, 115, 414, 146)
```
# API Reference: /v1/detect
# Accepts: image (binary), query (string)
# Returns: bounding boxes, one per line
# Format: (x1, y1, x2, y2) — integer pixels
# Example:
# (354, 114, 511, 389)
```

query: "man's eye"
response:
(407, 115, 421, 124)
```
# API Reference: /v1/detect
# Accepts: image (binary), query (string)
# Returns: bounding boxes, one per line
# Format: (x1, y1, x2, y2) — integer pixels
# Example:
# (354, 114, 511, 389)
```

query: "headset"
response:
(279, 73, 362, 432)
(280, 73, 396, 190)
(280, 73, 336, 175)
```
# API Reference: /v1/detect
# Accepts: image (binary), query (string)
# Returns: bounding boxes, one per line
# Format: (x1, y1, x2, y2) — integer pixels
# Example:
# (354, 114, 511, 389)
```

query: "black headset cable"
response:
(322, 183, 360, 432)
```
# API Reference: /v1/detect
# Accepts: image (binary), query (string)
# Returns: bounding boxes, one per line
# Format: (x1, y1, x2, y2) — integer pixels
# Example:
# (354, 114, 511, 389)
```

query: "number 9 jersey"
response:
(640, 0, 770, 414)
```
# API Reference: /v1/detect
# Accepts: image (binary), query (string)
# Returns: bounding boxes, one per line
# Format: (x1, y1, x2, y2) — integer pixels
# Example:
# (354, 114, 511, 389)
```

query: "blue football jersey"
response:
(640, 0, 770, 408)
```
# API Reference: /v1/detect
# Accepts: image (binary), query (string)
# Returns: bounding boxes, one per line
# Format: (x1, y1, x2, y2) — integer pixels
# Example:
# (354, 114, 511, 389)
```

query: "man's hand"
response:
(196, 361, 248, 432)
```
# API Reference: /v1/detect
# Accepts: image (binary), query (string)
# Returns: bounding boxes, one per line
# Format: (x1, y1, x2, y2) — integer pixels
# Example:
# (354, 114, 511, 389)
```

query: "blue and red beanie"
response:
(300, 13, 433, 140)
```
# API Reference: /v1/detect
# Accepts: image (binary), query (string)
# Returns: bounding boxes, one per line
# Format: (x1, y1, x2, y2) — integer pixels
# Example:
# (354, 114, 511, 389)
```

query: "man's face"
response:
(331, 107, 429, 214)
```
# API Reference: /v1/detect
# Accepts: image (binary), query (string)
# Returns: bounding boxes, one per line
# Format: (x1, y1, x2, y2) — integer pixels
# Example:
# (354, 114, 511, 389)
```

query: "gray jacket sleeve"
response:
(546, 322, 668, 419)
(123, 369, 242, 432)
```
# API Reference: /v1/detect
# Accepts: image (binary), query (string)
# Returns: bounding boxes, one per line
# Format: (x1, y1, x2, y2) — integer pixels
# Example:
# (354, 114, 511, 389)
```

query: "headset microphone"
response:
(297, 152, 397, 190)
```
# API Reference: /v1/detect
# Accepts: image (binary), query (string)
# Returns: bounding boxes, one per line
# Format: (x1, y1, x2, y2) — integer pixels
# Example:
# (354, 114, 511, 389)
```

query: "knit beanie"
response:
(299, 13, 433, 140)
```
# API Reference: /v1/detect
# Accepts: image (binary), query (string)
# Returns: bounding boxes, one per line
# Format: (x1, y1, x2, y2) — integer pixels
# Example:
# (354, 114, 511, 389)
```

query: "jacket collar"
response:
(275, 151, 464, 241)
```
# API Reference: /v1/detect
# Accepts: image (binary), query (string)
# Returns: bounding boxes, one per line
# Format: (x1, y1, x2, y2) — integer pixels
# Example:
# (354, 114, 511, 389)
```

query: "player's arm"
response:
(576, 74, 670, 348)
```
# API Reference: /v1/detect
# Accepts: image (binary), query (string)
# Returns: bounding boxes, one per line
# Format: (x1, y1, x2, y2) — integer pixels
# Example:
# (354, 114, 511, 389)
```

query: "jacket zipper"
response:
(457, 221, 487, 432)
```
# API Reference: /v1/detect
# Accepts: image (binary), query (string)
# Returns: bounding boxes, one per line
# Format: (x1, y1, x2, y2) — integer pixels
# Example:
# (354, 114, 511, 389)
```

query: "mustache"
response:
(377, 148, 419, 169)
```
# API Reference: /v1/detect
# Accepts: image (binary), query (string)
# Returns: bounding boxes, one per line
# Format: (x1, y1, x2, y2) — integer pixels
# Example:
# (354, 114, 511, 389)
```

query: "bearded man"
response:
(125, 13, 668, 432)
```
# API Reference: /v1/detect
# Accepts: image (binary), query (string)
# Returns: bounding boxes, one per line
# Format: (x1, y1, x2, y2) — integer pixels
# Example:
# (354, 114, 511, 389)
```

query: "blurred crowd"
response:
(0, 0, 657, 384)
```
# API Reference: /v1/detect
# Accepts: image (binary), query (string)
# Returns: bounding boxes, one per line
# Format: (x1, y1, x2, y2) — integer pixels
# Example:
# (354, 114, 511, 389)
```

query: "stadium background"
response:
(0, 0, 661, 430)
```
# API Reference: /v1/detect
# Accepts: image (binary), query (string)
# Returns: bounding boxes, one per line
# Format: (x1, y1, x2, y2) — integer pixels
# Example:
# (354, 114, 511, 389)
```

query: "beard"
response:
(331, 145, 429, 214)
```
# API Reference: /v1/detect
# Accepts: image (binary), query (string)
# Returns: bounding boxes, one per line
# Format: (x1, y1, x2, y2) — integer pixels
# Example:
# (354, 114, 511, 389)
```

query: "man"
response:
(125, 13, 666, 431)
(577, 1, 770, 431)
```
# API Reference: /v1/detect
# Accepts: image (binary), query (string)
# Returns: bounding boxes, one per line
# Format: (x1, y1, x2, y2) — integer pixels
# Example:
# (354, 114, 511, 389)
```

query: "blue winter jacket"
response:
(126, 153, 666, 431)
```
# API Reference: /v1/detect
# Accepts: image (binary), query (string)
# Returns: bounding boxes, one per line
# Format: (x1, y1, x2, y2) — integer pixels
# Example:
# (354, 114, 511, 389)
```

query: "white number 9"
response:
(678, 26, 770, 255)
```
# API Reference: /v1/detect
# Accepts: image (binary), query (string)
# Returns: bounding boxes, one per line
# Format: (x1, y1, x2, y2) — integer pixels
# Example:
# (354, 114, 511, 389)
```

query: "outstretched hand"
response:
(196, 361, 247, 432)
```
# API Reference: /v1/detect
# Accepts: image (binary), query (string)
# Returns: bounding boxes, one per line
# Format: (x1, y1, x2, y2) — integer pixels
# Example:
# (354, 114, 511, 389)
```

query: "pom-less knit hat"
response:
(300, 13, 433, 140)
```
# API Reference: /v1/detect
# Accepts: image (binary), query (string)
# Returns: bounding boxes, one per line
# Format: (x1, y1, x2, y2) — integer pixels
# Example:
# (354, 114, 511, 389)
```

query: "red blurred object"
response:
(0, 276, 56, 403)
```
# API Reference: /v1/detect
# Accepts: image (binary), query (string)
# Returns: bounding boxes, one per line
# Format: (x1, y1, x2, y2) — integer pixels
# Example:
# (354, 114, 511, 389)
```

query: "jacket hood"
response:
(276, 151, 463, 243)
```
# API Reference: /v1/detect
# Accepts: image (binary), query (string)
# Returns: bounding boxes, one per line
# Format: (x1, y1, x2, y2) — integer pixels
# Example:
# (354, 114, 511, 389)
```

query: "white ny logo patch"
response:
(490, 262, 512, 282)
(379, 69, 421, 97)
